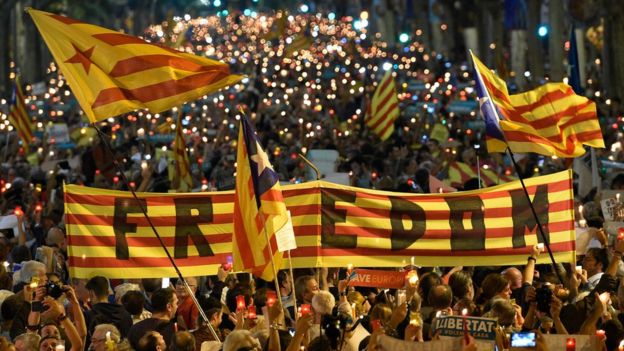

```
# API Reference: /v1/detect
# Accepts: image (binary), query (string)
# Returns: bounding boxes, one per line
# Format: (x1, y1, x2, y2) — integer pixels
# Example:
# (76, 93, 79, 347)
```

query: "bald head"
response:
(502, 267, 523, 289)
(46, 227, 66, 251)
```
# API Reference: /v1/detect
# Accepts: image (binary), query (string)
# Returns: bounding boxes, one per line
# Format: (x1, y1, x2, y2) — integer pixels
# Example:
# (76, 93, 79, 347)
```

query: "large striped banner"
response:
(65, 170, 575, 278)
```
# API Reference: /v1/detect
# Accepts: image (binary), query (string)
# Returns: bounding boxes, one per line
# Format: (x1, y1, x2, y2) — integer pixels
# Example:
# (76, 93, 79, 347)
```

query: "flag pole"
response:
(256, 210, 284, 303)
(506, 147, 564, 284)
(298, 153, 321, 180)
(286, 250, 298, 320)
(92, 124, 221, 342)
(470, 50, 563, 284)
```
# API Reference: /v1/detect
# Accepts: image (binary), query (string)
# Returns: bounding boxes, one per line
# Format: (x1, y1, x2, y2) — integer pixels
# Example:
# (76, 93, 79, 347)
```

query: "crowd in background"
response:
(0, 7, 622, 351)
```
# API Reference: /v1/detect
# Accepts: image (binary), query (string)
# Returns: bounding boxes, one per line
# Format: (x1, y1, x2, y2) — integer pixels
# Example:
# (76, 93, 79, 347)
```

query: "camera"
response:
(511, 332, 536, 347)
(46, 281, 66, 299)
(536, 286, 553, 313)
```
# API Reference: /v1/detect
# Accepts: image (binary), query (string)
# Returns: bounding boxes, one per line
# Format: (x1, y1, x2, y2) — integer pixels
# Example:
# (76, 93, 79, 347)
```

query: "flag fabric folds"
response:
(446, 162, 515, 188)
(173, 114, 193, 192)
(365, 70, 399, 141)
(233, 117, 288, 281)
(285, 32, 312, 57)
(28, 8, 242, 123)
(471, 52, 604, 158)
(8, 76, 34, 151)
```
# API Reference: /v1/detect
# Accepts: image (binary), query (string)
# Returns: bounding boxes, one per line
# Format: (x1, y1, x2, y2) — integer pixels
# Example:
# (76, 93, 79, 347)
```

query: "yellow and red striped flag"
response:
(173, 114, 193, 192)
(28, 8, 242, 123)
(446, 162, 515, 189)
(232, 117, 288, 281)
(263, 11, 287, 41)
(365, 70, 399, 141)
(471, 52, 604, 157)
(284, 32, 312, 57)
(8, 76, 34, 151)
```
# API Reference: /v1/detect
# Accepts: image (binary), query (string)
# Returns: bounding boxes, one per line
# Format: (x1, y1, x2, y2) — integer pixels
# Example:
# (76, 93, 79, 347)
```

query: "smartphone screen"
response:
(510, 332, 536, 347)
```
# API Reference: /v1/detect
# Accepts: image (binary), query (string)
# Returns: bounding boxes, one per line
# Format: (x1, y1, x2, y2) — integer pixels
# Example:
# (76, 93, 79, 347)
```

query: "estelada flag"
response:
(28, 8, 242, 123)
(9, 76, 34, 151)
(232, 117, 288, 281)
(471, 51, 604, 157)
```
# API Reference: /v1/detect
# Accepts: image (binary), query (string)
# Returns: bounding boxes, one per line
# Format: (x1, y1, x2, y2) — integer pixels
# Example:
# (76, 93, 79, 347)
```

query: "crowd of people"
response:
(0, 5, 623, 351)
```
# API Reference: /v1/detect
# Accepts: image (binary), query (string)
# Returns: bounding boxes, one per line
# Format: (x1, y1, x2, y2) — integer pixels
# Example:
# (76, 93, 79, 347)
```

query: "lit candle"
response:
(566, 337, 575, 351)
(578, 205, 586, 227)
(300, 303, 311, 317)
(618, 228, 624, 241)
(596, 329, 605, 341)
(236, 295, 246, 311)
(14, 206, 22, 216)
(266, 291, 277, 308)
(410, 256, 415, 266)
(617, 193, 621, 203)
(247, 305, 257, 319)
(407, 270, 418, 286)
(347, 263, 353, 276)
(618, 339, 624, 351)
(462, 308, 469, 344)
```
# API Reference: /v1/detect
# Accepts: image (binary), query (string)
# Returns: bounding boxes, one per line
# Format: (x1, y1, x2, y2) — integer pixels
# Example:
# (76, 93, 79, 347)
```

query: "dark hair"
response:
(137, 331, 161, 351)
(417, 272, 441, 304)
(294, 275, 315, 303)
(586, 248, 609, 271)
(277, 270, 289, 289)
(427, 284, 453, 310)
(122, 290, 145, 315)
(142, 278, 162, 294)
(151, 288, 175, 312)
(448, 271, 472, 301)
(225, 283, 251, 314)
(85, 276, 109, 299)
(171, 331, 195, 351)
(481, 274, 509, 300)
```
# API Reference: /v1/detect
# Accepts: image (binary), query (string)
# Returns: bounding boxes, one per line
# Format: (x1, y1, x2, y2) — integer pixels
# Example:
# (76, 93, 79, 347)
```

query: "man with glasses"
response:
(582, 248, 609, 292)
(88, 324, 122, 351)
(175, 277, 199, 329)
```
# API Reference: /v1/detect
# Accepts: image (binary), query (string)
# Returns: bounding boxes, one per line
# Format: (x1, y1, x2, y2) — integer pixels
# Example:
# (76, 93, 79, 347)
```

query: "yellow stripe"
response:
(67, 223, 233, 237)
(69, 265, 221, 279)
(69, 243, 232, 258)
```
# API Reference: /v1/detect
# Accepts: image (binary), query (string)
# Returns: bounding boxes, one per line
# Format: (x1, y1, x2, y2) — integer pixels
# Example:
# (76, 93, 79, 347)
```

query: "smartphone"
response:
(510, 332, 536, 347)
(161, 278, 170, 289)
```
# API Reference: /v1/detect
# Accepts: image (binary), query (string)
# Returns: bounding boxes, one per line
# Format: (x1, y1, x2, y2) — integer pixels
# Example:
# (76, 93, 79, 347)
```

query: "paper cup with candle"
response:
(300, 303, 311, 317)
(266, 290, 277, 308)
(236, 295, 246, 312)
(247, 305, 257, 319)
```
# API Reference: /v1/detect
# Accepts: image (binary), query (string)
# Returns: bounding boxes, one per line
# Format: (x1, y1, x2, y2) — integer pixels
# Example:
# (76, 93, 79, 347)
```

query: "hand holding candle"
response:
(566, 337, 575, 351)
(300, 303, 311, 317)
(247, 305, 257, 319)
(266, 291, 277, 308)
(236, 295, 246, 311)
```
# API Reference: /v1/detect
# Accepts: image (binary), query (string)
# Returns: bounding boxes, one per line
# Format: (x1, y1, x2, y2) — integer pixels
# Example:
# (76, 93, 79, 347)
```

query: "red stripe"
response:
(68, 233, 231, 247)
(289, 241, 574, 258)
(92, 33, 185, 56)
(68, 253, 230, 268)
(335, 219, 573, 239)
(372, 85, 396, 117)
(92, 67, 231, 108)
(109, 55, 223, 77)
(65, 192, 235, 206)
(336, 198, 571, 222)
(49, 13, 82, 25)
(498, 100, 595, 133)
(368, 101, 398, 130)
(65, 213, 234, 227)
(503, 130, 602, 155)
